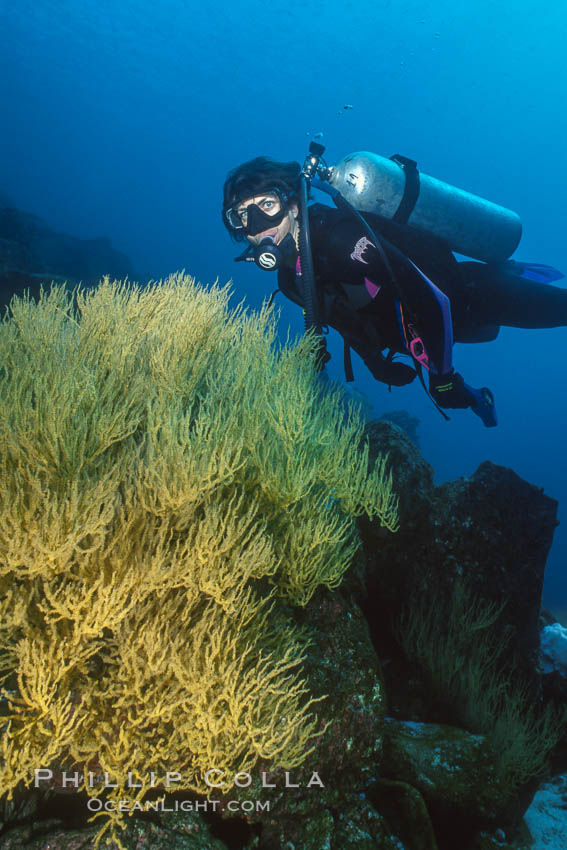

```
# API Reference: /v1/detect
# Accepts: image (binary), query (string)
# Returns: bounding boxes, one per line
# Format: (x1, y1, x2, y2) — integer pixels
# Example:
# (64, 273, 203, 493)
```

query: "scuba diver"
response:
(222, 147, 566, 426)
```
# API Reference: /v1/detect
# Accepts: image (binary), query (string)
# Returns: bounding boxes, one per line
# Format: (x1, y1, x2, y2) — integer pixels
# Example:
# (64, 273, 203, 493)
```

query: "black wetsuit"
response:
(277, 203, 567, 388)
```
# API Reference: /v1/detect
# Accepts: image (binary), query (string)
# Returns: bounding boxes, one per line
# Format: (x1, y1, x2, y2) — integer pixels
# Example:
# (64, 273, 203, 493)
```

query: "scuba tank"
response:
(328, 151, 522, 262)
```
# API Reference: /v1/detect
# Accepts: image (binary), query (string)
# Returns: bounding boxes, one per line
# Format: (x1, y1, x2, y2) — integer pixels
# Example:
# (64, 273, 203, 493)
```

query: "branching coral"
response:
(0, 274, 398, 846)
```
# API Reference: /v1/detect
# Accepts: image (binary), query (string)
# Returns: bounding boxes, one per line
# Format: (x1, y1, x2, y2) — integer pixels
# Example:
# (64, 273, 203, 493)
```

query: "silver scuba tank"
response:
(328, 151, 522, 262)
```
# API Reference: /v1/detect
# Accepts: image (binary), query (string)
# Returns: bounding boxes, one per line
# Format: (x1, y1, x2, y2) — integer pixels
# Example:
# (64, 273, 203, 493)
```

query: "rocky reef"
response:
(1, 414, 564, 850)
(0, 204, 134, 310)
(0, 253, 567, 850)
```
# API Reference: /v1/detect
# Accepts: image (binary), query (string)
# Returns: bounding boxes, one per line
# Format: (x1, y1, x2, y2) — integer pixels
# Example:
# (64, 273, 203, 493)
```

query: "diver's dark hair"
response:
(222, 157, 301, 242)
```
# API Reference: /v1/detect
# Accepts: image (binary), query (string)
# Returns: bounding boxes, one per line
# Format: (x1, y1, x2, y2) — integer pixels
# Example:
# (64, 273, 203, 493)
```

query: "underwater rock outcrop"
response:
(361, 420, 557, 676)
(0, 204, 134, 310)
(382, 718, 510, 823)
(357, 420, 562, 848)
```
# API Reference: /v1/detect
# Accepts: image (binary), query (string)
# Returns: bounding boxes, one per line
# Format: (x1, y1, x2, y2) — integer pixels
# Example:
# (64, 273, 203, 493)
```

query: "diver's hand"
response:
(383, 361, 418, 386)
(362, 352, 416, 386)
(429, 370, 476, 409)
(366, 358, 417, 386)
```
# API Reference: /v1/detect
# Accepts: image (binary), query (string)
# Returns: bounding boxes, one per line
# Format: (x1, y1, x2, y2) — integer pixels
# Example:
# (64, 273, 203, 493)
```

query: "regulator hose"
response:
(298, 173, 329, 369)
(298, 174, 319, 334)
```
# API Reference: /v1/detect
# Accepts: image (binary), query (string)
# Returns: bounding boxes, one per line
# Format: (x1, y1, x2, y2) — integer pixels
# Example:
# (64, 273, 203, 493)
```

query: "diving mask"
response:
(225, 189, 290, 235)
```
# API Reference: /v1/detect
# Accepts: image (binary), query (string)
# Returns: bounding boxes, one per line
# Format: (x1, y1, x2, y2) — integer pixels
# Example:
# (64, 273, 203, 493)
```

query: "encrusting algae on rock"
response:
(0, 274, 398, 847)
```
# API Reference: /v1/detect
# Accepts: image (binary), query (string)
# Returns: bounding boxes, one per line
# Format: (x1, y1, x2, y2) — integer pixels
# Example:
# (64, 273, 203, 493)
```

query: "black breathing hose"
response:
(297, 174, 321, 335)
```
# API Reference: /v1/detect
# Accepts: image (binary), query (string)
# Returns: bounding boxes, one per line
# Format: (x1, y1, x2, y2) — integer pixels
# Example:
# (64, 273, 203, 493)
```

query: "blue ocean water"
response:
(1, 0, 566, 610)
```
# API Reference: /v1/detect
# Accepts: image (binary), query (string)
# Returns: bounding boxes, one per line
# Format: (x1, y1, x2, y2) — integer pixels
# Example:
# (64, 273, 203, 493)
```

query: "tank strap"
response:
(390, 154, 420, 225)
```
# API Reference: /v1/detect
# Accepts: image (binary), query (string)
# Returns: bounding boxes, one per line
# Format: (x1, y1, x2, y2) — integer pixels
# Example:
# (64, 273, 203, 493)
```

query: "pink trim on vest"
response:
(364, 277, 381, 298)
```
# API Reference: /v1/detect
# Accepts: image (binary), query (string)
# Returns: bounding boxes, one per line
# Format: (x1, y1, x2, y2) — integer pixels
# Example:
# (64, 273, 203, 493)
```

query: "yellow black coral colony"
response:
(0, 275, 398, 847)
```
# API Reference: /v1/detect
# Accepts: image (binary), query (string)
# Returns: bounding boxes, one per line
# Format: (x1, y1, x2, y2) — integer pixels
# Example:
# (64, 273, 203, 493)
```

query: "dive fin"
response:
(504, 261, 564, 284)
(463, 383, 498, 428)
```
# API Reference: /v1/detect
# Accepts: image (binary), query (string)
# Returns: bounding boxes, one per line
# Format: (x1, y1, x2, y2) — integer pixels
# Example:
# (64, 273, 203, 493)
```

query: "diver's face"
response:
(237, 194, 298, 246)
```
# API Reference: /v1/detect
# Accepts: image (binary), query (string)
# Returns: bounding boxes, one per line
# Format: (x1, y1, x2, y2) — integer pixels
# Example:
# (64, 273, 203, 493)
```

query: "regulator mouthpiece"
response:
(253, 233, 297, 271)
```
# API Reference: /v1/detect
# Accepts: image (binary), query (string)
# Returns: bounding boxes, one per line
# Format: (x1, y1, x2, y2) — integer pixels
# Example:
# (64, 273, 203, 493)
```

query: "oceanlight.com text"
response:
(86, 798, 270, 814)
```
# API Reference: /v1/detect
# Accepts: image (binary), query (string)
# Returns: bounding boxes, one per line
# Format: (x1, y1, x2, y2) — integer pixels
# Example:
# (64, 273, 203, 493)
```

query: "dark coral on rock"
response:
(360, 420, 557, 679)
